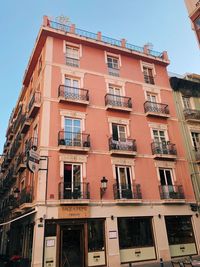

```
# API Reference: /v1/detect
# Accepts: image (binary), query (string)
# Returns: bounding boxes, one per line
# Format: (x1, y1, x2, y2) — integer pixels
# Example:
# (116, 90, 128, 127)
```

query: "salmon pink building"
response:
(0, 16, 200, 267)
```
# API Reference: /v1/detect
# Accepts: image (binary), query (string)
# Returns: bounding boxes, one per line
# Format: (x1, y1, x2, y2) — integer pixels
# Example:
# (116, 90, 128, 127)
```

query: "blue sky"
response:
(0, 0, 199, 152)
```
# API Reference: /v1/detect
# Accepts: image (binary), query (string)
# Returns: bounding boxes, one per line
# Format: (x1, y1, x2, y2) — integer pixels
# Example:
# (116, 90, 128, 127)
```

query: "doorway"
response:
(60, 225, 84, 267)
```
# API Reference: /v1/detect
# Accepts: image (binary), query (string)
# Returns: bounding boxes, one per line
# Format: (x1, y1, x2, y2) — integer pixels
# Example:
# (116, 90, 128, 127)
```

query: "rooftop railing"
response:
(48, 20, 163, 58)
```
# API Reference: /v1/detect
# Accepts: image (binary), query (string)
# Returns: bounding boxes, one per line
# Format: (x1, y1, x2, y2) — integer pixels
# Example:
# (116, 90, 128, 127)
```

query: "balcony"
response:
(151, 141, 177, 160)
(108, 66, 119, 77)
(16, 153, 26, 173)
(183, 109, 200, 123)
(105, 94, 132, 112)
(144, 101, 170, 118)
(9, 133, 22, 158)
(113, 183, 142, 203)
(13, 106, 23, 133)
(159, 185, 185, 203)
(20, 113, 31, 134)
(109, 137, 137, 156)
(58, 85, 89, 105)
(27, 91, 41, 118)
(58, 182, 90, 203)
(18, 187, 33, 209)
(144, 75, 154, 84)
(66, 57, 79, 67)
(58, 131, 90, 152)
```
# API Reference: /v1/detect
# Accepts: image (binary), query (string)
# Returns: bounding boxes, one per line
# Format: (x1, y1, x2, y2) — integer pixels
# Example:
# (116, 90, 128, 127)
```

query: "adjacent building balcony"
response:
(183, 109, 200, 123)
(58, 85, 89, 105)
(109, 137, 137, 156)
(159, 185, 185, 202)
(58, 182, 90, 203)
(151, 141, 177, 160)
(9, 133, 22, 158)
(13, 107, 23, 133)
(16, 153, 26, 173)
(58, 131, 90, 152)
(27, 91, 41, 118)
(20, 113, 31, 134)
(105, 94, 132, 112)
(18, 187, 33, 209)
(144, 101, 170, 118)
(113, 183, 142, 203)
(144, 74, 154, 85)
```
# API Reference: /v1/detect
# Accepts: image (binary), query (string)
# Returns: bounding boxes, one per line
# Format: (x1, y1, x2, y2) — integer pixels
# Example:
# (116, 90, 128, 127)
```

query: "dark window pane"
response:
(166, 170, 172, 185)
(159, 169, 166, 185)
(112, 124, 118, 141)
(118, 217, 154, 249)
(88, 220, 105, 252)
(165, 216, 195, 245)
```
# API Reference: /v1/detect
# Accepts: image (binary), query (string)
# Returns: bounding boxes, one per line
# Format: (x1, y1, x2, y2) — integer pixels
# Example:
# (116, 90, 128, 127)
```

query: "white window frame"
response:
(112, 123, 127, 141)
(105, 52, 121, 67)
(115, 165, 133, 198)
(63, 163, 83, 193)
(140, 61, 156, 76)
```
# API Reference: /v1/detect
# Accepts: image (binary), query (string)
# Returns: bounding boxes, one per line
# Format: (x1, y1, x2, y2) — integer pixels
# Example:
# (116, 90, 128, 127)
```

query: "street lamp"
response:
(100, 176, 108, 199)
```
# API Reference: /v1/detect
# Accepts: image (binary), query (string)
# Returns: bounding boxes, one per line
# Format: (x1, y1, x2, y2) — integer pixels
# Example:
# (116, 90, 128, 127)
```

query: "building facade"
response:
(170, 74, 200, 202)
(185, 0, 200, 46)
(0, 16, 199, 267)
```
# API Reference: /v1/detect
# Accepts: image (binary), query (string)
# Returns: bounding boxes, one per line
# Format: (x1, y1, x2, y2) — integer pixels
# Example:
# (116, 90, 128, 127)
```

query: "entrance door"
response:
(61, 225, 84, 267)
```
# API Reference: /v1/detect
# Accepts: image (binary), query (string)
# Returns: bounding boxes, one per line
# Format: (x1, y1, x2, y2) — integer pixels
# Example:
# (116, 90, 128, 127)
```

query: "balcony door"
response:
(159, 168, 174, 198)
(153, 129, 167, 153)
(64, 164, 82, 199)
(64, 118, 81, 146)
(147, 93, 158, 111)
(115, 166, 132, 199)
(65, 78, 79, 98)
(109, 85, 122, 106)
(112, 124, 126, 142)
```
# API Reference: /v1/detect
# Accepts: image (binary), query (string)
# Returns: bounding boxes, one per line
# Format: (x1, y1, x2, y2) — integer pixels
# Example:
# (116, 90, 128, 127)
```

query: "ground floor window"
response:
(118, 217, 154, 249)
(165, 216, 195, 245)
(88, 220, 105, 252)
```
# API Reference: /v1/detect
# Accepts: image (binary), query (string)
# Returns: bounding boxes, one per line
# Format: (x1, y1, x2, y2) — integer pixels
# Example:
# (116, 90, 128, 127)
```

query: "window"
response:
(88, 220, 105, 252)
(112, 124, 126, 141)
(115, 166, 132, 199)
(108, 85, 123, 106)
(165, 216, 196, 245)
(65, 77, 80, 97)
(66, 46, 79, 67)
(107, 56, 119, 76)
(143, 66, 154, 84)
(64, 163, 82, 199)
(153, 129, 168, 153)
(191, 132, 200, 151)
(38, 56, 42, 75)
(118, 217, 154, 249)
(182, 96, 191, 109)
(64, 118, 81, 146)
(147, 92, 157, 103)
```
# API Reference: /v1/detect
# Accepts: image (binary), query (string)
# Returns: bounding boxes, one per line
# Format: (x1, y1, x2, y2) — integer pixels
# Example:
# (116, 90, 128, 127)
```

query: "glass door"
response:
(116, 166, 132, 199)
(64, 164, 81, 199)
(159, 168, 174, 198)
(109, 86, 121, 106)
(65, 78, 79, 99)
(153, 129, 167, 153)
(64, 118, 81, 146)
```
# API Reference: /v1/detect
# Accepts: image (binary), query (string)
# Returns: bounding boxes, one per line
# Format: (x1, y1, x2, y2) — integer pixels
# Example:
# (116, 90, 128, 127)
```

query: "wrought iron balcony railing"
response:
(9, 133, 22, 157)
(58, 182, 90, 200)
(144, 101, 169, 115)
(18, 187, 33, 205)
(16, 153, 26, 169)
(58, 131, 90, 148)
(66, 57, 79, 67)
(105, 94, 132, 109)
(13, 106, 23, 133)
(113, 183, 142, 200)
(58, 85, 89, 102)
(183, 109, 200, 121)
(108, 66, 120, 77)
(144, 74, 155, 84)
(28, 91, 41, 114)
(109, 137, 137, 152)
(151, 141, 177, 156)
(159, 185, 184, 200)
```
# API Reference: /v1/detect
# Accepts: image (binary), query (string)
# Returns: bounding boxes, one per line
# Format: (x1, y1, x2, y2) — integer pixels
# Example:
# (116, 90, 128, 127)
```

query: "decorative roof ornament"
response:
(55, 15, 71, 26)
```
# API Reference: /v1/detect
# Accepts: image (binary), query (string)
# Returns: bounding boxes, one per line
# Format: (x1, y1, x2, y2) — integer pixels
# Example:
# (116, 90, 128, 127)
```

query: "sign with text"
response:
(27, 148, 40, 173)
(59, 206, 89, 219)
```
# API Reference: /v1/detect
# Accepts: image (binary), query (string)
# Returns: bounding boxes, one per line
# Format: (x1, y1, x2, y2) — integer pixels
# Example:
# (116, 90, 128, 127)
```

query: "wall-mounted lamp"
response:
(158, 214, 162, 219)
(196, 213, 199, 218)
(111, 215, 114, 220)
(100, 176, 108, 199)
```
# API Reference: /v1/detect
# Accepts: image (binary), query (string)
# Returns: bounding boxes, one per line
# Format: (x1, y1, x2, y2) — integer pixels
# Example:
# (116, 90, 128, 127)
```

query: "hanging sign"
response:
(27, 148, 40, 173)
